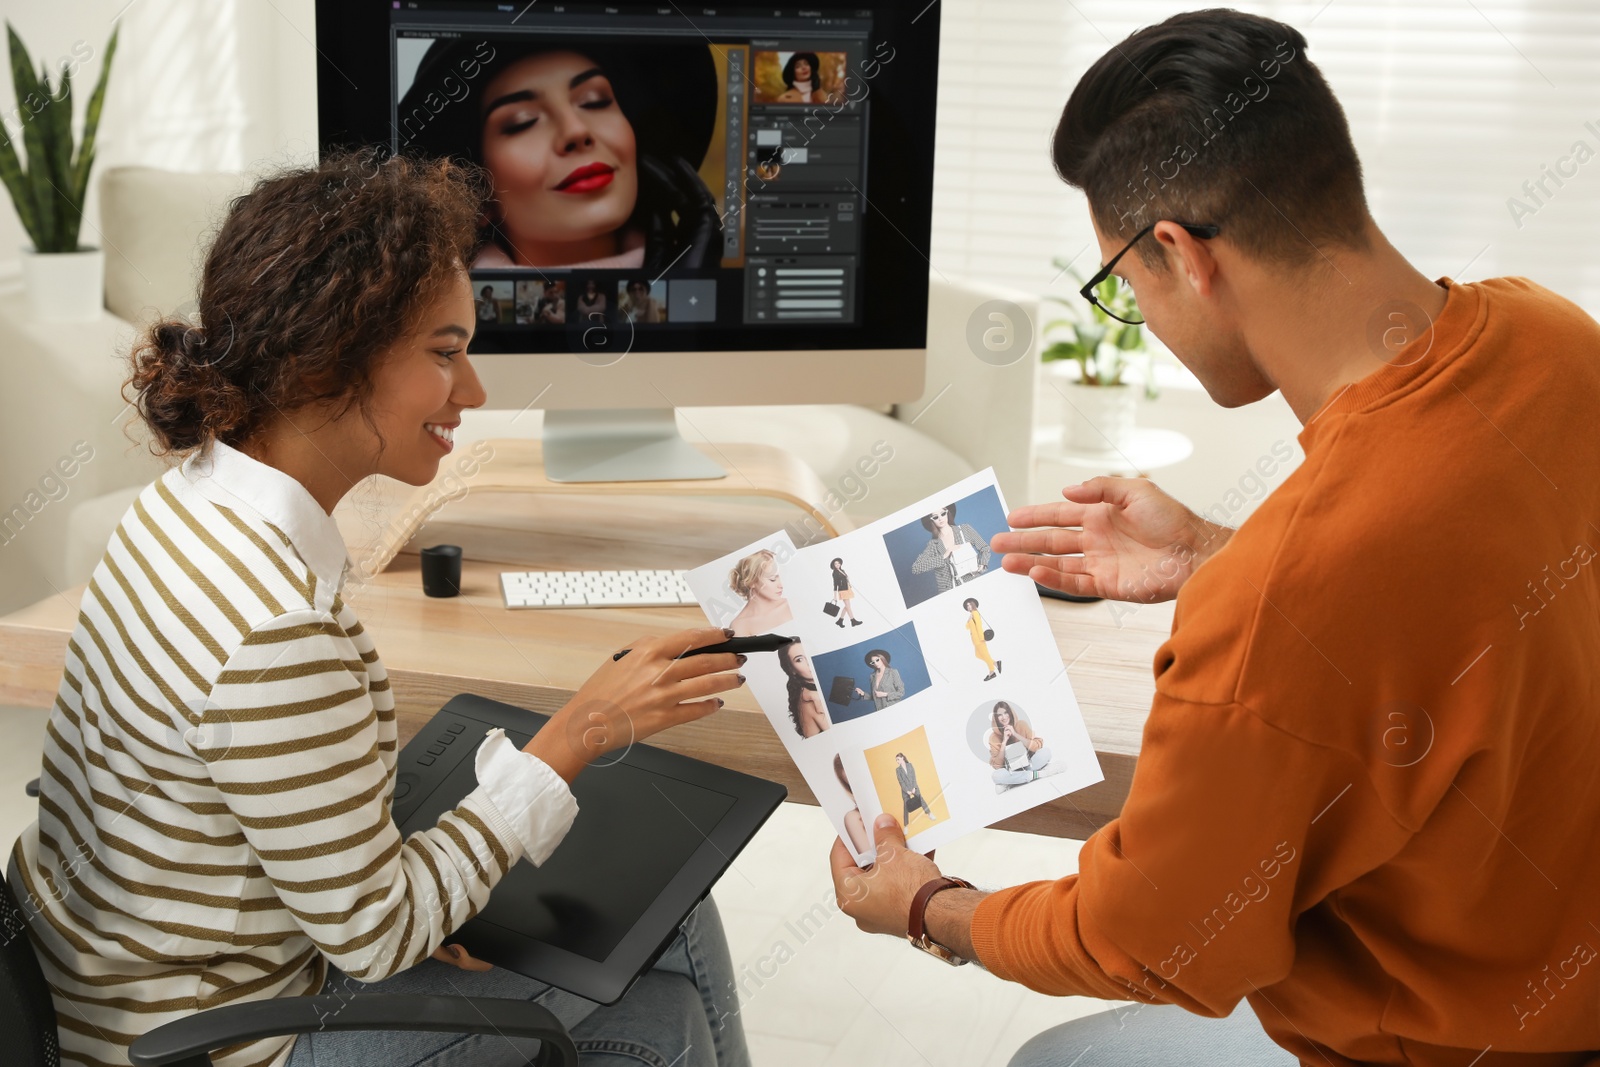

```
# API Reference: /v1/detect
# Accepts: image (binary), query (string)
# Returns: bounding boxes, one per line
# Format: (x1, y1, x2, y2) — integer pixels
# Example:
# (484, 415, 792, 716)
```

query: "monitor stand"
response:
(542, 408, 727, 483)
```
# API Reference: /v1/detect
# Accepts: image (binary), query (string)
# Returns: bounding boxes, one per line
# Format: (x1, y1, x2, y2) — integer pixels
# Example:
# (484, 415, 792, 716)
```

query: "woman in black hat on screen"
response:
(398, 37, 724, 273)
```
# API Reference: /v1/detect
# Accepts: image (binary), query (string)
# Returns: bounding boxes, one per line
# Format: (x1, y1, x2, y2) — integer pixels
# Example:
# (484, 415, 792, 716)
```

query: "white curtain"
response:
(115, 0, 250, 171)
(930, 0, 1600, 318)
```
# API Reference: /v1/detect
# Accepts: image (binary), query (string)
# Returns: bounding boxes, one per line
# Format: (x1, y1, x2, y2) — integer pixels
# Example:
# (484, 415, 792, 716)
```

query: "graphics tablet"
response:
(391, 693, 786, 1005)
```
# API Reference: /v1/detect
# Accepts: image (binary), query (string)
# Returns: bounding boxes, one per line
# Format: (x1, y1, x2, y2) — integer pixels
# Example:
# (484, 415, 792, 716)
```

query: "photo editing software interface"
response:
(390, 3, 885, 342)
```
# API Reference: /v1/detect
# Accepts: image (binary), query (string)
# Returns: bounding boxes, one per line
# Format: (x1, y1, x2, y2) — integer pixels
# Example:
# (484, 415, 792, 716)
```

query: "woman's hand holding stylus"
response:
(993, 476, 1233, 602)
(525, 626, 745, 783)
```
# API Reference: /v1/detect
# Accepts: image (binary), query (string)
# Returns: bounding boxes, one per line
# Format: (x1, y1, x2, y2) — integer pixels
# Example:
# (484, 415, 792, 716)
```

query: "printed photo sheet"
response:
(686, 469, 1103, 864)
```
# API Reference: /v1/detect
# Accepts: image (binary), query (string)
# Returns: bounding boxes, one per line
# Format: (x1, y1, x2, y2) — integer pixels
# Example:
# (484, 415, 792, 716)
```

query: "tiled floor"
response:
(0, 705, 1117, 1064)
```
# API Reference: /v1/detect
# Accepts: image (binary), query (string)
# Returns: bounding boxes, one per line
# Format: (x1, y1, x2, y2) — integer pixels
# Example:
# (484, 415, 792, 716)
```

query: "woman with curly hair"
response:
(9, 148, 749, 1067)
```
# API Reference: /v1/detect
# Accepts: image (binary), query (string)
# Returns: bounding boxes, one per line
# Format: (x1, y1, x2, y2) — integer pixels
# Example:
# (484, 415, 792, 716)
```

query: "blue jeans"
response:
(993, 747, 1052, 787)
(1007, 1000, 1295, 1066)
(287, 896, 748, 1067)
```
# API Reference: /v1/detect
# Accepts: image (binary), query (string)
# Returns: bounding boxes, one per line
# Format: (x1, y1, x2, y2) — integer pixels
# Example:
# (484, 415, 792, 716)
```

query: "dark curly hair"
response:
(125, 147, 488, 455)
(778, 640, 820, 737)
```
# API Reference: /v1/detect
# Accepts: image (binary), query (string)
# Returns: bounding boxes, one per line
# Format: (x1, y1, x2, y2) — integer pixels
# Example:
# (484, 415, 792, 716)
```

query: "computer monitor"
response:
(316, 1, 939, 481)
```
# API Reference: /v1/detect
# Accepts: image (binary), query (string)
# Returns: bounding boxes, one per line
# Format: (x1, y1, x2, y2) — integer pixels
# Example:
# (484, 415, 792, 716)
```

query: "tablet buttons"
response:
(447, 722, 466, 734)
(395, 773, 419, 799)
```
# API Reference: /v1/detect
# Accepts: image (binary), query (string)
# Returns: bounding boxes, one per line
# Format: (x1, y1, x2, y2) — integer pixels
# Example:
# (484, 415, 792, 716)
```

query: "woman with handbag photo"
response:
(827, 557, 864, 627)
(852, 649, 904, 710)
(963, 596, 1001, 681)
(911, 503, 992, 592)
(894, 752, 936, 826)
(986, 701, 1056, 792)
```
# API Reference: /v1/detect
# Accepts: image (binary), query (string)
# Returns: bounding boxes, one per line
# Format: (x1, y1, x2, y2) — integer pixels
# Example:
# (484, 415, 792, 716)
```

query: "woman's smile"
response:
(555, 161, 616, 193)
(424, 421, 457, 453)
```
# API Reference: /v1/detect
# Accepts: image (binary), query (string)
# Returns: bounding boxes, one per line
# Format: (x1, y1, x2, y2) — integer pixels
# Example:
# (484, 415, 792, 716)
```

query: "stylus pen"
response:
(612, 633, 796, 662)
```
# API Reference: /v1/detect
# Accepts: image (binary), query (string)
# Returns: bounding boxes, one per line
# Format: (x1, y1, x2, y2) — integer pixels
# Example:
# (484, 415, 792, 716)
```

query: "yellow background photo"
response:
(864, 726, 950, 834)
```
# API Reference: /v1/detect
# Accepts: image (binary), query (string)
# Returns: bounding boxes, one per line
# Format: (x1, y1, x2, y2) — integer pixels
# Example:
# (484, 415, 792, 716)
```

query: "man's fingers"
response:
(1028, 563, 1099, 597)
(990, 527, 1085, 556)
(1000, 552, 1089, 579)
(1063, 476, 1138, 507)
(873, 812, 907, 851)
(1006, 500, 1088, 531)
(830, 835, 864, 881)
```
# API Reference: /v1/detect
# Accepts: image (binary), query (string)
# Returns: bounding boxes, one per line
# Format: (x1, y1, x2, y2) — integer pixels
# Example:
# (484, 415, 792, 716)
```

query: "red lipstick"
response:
(555, 162, 615, 193)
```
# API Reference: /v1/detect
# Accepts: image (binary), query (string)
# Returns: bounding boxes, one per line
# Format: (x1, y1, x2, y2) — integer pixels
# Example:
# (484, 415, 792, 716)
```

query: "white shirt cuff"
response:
(469, 728, 579, 867)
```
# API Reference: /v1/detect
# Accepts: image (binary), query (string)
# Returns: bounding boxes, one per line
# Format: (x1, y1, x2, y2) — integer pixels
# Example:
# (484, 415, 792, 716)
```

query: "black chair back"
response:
(1, 857, 60, 1067)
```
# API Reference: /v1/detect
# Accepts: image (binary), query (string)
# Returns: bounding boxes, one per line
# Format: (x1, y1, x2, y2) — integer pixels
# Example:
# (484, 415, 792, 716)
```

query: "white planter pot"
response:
(21, 247, 105, 322)
(1060, 378, 1137, 452)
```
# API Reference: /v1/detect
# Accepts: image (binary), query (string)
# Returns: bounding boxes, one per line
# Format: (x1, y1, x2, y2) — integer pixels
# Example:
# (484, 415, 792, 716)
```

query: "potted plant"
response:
(0, 23, 118, 322)
(1040, 259, 1158, 453)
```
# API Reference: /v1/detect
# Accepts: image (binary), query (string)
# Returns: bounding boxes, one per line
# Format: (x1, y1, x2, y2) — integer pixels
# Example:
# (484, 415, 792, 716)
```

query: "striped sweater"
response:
(12, 441, 579, 1067)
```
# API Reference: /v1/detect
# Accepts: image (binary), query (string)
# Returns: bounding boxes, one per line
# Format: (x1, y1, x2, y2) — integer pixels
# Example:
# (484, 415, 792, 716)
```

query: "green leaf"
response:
(70, 24, 116, 244)
(0, 114, 37, 245)
(1041, 339, 1087, 362)
(1116, 322, 1143, 350)
(39, 63, 77, 251)
(8, 27, 42, 233)
(10, 30, 60, 250)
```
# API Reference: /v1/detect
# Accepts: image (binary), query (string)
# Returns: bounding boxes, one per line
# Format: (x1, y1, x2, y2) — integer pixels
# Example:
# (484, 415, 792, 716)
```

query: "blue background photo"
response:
(882, 484, 1010, 609)
(814, 621, 933, 723)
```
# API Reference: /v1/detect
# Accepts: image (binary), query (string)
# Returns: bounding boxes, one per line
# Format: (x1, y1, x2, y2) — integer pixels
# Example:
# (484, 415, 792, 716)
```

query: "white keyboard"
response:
(500, 569, 698, 609)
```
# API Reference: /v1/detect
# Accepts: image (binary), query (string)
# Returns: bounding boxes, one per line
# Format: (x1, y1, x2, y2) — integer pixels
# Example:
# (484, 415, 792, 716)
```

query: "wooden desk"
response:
(0, 489, 1171, 840)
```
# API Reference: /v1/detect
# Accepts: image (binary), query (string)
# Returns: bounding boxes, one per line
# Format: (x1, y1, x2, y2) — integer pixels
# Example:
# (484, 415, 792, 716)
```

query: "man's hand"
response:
(830, 814, 941, 936)
(992, 477, 1232, 602)
(830, 815, 987, 961)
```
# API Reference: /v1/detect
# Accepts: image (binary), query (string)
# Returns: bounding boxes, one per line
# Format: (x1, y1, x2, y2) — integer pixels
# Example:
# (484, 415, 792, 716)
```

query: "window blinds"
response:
(929, 0, 1600, 318)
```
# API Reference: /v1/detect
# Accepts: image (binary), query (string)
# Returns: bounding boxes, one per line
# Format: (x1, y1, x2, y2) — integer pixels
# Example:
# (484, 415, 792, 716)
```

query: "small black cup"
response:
(420, 544, 463, 598)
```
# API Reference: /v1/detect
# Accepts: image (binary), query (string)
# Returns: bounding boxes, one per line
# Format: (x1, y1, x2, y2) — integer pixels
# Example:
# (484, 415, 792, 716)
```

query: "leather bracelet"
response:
(906, 875, 975, 965)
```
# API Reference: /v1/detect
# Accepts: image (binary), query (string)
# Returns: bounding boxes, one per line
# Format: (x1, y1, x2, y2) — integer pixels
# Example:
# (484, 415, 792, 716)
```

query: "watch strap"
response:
(907, 875, 975, 954)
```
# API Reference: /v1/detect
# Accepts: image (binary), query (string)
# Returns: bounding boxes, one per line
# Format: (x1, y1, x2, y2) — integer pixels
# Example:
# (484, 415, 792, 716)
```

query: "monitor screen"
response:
(316, 1, 938, 357)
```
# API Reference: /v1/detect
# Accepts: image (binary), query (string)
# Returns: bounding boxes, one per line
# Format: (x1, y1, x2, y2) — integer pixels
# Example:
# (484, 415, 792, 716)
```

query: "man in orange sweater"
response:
(829, 8, 1600, 1065)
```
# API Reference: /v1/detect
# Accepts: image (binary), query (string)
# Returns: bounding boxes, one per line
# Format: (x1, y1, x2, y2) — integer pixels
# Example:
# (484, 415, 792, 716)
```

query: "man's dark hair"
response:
(1052, 8, 1368, 267)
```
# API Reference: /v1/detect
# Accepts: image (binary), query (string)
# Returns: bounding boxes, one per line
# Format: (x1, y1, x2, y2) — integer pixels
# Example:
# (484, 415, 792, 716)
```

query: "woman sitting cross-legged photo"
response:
(987, 701, 1061, 792)
(9, 148, 751, 1067)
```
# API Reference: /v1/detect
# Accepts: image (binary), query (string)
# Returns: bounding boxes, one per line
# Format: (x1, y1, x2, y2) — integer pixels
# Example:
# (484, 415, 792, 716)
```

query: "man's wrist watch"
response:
(906, 875, 975, 965)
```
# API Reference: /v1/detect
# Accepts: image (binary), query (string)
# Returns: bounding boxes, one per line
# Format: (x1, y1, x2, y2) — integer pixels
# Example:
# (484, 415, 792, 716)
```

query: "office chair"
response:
(5, 782, 578, 1067)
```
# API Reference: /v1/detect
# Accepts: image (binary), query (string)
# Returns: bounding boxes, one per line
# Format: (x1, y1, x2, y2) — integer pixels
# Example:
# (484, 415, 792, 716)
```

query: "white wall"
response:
(0, 0, 319, 281)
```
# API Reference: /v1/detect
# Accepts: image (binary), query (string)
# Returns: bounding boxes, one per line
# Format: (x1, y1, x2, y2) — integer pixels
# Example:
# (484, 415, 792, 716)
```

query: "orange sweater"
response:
(970, 277, 1600, 1065)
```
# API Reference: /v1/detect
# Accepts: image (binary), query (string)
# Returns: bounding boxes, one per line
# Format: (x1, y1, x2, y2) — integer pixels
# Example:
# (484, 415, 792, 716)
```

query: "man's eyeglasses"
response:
(1079, 221, 1220, 325)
